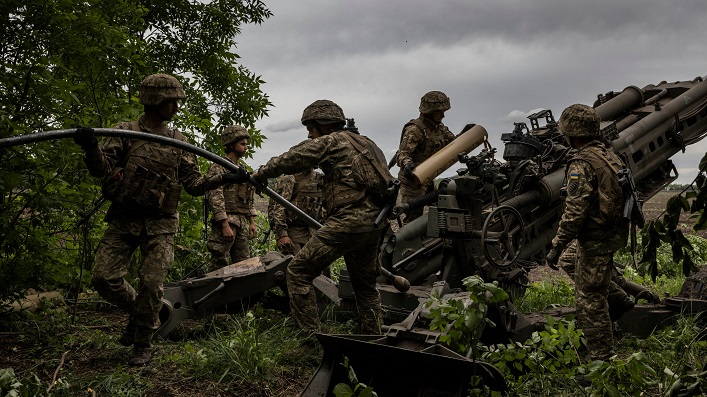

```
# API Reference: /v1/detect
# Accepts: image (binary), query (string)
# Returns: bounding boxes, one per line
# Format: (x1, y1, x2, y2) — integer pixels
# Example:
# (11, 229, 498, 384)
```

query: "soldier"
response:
(545, 104, 629, 361)
(252, 99, 387, 335)
(72, 73, 248, 366)
(267, 169, 324, 256)
(396, 91, 456, 223)
(204, 125, 257, 271)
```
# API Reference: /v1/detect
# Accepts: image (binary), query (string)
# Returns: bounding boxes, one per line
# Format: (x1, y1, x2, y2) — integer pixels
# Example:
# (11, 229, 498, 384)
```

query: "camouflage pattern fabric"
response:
(287, 228, 383, 334)
(83, 115, 221, 346)
(396, 117, 455, 222)
(552, 140, 628, 361)
(559, 241, 633, 321)
(257, 131, 383, 233)
(257, 128, 386, 332)
(204, 158, 255, 270)
(267, 170, 324, 253)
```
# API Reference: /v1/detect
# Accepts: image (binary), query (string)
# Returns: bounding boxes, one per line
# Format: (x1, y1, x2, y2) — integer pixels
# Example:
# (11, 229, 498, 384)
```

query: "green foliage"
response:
(333, 356, 378, 397)
(1, 0, 272, 300)
(0, 367, 69, 397)
(583, 352, 657, 396)
(640, 152, 707, 280)
(425, 275, 508, 356)
(481, 317, 584, 377)
(166, 307, 317, 387)
(513, 279, 574, 313)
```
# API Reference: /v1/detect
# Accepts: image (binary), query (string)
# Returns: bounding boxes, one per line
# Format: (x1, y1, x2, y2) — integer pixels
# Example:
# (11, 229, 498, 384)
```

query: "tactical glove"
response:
(221, 167, 250, 184)
(73, 126, 98, 150)
(545, 247, 560, 270)
(403, 162, 417, 180)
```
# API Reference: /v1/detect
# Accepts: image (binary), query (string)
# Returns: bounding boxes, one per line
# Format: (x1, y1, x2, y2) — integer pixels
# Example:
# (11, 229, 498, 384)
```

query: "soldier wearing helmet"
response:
(252, 99, 387, 335)
(73, 73, 248, 367)
(395, 91, 456, 223)
(545, 104, 629, 361)
(204, 125, 257, 271)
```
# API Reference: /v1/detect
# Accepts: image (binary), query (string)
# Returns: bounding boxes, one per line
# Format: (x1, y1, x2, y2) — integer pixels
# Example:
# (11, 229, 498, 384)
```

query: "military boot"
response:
(118, 316, 136, 346)
(128, 344, 152, 366)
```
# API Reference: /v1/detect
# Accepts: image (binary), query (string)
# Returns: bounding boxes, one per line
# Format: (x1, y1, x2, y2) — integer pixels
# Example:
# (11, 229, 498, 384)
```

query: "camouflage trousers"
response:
(91, 222, 174, 346)
(559, 241, 633, 321)
(397, 182, 434, 224)
(560, 240, 615, 360)
(207, 215, 250, 272)
(287, 228, 383, 334)
(277, 225, 311, 256)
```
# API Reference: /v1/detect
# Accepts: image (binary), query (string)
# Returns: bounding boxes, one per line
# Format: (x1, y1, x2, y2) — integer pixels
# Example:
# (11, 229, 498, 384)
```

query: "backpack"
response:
(340, 131, 395, 205)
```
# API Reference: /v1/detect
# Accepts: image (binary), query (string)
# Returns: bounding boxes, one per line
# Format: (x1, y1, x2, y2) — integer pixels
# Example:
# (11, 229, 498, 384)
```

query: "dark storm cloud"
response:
(237, 0, 707, 184)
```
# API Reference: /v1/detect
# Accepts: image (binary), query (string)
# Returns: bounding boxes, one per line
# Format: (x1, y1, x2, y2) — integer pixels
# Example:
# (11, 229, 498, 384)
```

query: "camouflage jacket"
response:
(267, 169, 324, 242)
(205, 157, 256, 223)
(552, 141, 629, 254)
(396, 116, 455, 186)
(82, 115, 220, 234)
(257, 130, 384, 233)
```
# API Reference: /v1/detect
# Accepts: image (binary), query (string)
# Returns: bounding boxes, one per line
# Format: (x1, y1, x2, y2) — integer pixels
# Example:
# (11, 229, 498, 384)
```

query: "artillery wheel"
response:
(481, 205, 525, 270)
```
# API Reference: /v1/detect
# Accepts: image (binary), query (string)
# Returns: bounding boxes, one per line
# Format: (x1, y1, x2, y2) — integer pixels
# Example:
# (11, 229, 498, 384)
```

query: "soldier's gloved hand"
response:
(250, 169, 268, 187)
(221, 167, 249, 184)
(73, 126, 98, 150)
(545, 248, 560, 270)
(403, 162, 417, 180)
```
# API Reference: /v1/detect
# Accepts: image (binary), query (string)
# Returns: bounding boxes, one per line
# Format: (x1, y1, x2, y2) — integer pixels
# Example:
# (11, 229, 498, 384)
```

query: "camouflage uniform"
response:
(255, 100, 386, 334)
(267, 169, 324, 255)
(205, 158, 256, 270)
(83, 115, 224, 347)
(551, 104, 629, 361)
(396, 92, 455, 222)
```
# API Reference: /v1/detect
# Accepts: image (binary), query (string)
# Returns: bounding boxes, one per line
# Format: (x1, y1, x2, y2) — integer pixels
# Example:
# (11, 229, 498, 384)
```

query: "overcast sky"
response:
(236, 0, 707, 184)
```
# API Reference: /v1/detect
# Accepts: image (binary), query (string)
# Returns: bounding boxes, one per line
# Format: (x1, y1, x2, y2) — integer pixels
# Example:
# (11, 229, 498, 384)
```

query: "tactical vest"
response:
(223, 178, 254, 214)
(288, 171, 323, 223)
(401, 118, 453, 165)
(322, 133, 366, 212)
(110, 121, 183, 214)
(570, 143, 629, 250)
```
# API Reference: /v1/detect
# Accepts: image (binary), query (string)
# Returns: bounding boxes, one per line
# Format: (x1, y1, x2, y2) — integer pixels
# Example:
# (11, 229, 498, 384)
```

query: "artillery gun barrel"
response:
(609, 77, 707, 181)
(594, 86, 644, 121)
(501, 169, 565, 210)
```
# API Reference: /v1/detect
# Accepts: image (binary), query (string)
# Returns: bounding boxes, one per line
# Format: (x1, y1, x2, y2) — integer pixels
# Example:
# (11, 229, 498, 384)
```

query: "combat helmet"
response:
(301, 100, 346, 125)
(419, 91, 451, 114)
(138, 73, 186, 106)
(221, 125, 250, 146)
(559, 104, 601, 137)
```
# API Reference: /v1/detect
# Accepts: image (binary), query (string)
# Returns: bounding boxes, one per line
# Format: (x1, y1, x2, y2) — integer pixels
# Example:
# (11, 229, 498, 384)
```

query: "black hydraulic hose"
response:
(0, 128, 406, 284)
(0, 128, 322, 229)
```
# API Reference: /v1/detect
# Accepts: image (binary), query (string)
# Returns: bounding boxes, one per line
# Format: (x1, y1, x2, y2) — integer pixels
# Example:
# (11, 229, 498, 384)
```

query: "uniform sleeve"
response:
(552, 160, 595, 250)
(268, 175, 295, 238)
(83, 129, 130, 178)
(247, 183, 257, 217)
(179, 147, 223, 197)
(205, 163, 228, 222)
(397, 125, 424, 167)
(258, 138, 331, 179)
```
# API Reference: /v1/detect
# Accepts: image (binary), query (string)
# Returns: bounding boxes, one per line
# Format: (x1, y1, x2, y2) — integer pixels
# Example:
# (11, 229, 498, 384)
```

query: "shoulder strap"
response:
(340, 131, 390, 181)
(118, 121, 147, 167)
(400, 118, 428, 143)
